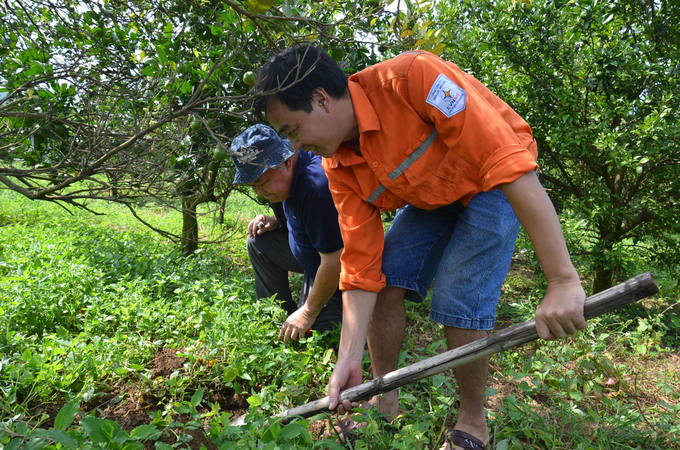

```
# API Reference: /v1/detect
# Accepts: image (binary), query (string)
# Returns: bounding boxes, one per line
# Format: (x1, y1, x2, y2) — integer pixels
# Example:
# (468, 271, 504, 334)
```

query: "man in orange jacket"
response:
(254, 45, 587, 450)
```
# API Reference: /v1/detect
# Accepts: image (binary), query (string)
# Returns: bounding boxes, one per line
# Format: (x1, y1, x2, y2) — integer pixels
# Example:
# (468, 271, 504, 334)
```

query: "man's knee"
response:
(444, 326, 488, 348)
(377, 287, 406, 307)
(246, 235, 257, 256)
(247, 234, 271, 263)
(246, 234, 277, 276)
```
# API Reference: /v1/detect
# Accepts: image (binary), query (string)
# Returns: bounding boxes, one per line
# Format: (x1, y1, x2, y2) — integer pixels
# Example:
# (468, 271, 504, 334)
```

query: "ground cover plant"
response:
(1, 189, 678, 449)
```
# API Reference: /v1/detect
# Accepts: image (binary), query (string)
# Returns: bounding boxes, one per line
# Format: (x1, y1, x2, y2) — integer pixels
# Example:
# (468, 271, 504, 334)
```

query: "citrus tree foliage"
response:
(438, 0, 680, 291)
(0, 0, 424, 254)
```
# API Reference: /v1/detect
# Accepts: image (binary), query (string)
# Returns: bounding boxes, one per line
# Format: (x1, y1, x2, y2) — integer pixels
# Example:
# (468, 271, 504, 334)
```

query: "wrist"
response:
(300, 303, 322, 317)
(336, 351, 364, 366)
(337, 335, 366, 362)
(546, 269, 581, 286)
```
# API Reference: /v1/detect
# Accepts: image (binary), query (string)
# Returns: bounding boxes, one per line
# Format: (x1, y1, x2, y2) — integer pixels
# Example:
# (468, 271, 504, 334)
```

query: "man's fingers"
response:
(575, 317, 589, 331)
(563, 320, 581, 336)
(536, 319, 556, 340)
(279, 323, 304, 344)
(540, 312, 589, 339)
(336, 399, 361, 416)
(328, 383, 340, 410)
(248, 215, 265, 238)
(539, 316, 585, 340)
(342, 400, 357, 413)
(279, 325, 290, 344)
(549, 318, 572, 338)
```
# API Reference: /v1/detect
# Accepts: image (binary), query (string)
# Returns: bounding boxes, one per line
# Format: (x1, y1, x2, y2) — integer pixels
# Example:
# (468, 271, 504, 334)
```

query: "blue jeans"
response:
(381, 189, 520, 330)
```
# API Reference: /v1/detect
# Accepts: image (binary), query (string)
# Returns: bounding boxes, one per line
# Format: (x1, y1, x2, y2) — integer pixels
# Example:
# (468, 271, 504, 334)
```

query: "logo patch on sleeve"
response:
(426, 74, 467, 117)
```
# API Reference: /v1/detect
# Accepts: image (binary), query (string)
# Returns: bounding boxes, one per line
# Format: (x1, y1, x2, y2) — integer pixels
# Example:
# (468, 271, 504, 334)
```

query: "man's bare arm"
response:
(328, 289, 377, 411)
(279, 248, 342, 342)
(500, 171, 587, 339)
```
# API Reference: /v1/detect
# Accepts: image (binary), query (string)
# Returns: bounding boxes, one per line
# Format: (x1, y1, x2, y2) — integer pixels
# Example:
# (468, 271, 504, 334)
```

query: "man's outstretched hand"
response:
(328, 358, 363, 414)
(279, 307, 317, 344)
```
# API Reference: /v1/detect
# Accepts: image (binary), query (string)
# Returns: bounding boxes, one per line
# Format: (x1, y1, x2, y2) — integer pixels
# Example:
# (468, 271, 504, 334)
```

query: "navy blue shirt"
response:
(283, 150, 343, 280)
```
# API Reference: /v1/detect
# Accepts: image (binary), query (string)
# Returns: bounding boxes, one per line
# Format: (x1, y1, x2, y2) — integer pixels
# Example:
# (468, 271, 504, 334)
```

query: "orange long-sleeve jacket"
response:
(322, 50, 538, 293)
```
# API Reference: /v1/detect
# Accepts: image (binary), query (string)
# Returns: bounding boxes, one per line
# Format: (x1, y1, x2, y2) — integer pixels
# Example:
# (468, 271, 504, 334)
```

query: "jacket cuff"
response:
(479, 145, 538, 191)
(339, 272, 386, 293)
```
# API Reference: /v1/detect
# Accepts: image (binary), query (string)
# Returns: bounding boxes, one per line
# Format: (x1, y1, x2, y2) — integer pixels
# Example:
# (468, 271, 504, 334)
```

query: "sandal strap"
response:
(447, 429, 487, 450)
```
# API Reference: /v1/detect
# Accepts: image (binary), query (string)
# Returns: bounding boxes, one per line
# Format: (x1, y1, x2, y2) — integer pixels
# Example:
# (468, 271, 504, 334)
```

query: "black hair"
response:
(253, 44, 349, 115)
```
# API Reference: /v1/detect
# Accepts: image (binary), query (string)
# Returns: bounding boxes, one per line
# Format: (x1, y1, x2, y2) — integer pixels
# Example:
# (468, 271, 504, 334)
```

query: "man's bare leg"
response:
(366, 286, 406, 419)
(440, 327, 490, 450)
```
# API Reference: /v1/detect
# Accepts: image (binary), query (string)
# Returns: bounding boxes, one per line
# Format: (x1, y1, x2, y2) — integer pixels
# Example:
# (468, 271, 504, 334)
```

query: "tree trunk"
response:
(592, 266, 613, 294)
(218, 194, 226, 225)
(592, 237, 615, 294)
(179, 163, 222, 256)
(181, 197, 199, 256)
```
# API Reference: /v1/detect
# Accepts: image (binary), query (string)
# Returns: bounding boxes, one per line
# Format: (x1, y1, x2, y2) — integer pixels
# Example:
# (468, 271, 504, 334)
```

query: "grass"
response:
(0, 188, 678, 449)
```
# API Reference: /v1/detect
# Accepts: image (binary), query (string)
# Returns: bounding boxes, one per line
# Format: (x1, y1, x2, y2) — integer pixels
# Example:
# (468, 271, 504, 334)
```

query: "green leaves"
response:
(247, 394, 262, 407)
(439, 0, 680, 290)
(0, 0, 400, 258)
(130, 424, 162, 440)
(246, 0, 276, 14)
(54, 399, 80, 431)
(78, 416, 148, 449)
(42, 430, 79, 449)
(79, 417, 120, 444)
(190, 388, 205, 408)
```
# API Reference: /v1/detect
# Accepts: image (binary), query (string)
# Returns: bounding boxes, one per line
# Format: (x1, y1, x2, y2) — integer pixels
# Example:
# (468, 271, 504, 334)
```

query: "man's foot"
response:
(438, 419, 489, 450)
(440, 429, 487, 450)
(368, 392, 400, 421)
(331, 394, 401, 441)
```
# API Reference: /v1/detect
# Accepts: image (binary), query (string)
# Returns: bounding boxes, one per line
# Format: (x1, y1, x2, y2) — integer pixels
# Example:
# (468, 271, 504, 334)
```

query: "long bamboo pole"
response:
(236, 272, 658, 425)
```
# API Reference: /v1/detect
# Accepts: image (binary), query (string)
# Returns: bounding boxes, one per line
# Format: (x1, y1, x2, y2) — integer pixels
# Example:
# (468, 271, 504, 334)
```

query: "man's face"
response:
(266, 94, 341, 159)
(247, 165, 293, 203)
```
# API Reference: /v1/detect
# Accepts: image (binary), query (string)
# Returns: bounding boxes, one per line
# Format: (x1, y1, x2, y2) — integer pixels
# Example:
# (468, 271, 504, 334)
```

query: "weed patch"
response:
(0, 191, 678, 449)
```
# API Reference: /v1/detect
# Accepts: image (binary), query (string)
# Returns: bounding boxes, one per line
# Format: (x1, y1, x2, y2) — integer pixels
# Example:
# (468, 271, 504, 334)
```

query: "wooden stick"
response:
(241, 272, 658, 425)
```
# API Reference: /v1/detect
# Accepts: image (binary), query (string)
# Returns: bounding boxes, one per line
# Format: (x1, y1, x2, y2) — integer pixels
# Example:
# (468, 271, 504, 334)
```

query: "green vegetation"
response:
(1, 189, 678, 449)
(0, 0, 409, 253)
(438, 0, 680, 292)
(1, 0, 678, 447)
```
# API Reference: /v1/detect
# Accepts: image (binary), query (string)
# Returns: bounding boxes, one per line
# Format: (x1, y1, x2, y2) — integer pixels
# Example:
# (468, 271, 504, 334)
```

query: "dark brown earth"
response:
(92, 347, 249, 450)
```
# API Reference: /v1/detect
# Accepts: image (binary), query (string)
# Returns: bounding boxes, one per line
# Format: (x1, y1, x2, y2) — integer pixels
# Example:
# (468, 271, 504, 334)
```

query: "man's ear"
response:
(282, 154, 295, 171)
(312, 88, 331, 112)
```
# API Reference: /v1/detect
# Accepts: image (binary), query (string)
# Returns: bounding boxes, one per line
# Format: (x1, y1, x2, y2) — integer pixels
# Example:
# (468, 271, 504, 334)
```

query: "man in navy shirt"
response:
(231, 124, 343, 342)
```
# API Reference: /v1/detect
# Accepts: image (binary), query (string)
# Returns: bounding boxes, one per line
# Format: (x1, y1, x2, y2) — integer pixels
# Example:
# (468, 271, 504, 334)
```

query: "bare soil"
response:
(90, 348, 249, 449)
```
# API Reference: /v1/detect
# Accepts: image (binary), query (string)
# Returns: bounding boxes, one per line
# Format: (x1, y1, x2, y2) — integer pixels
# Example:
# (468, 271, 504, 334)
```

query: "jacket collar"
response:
(287, 148, 308, 199)
(326, 80, 379, 169)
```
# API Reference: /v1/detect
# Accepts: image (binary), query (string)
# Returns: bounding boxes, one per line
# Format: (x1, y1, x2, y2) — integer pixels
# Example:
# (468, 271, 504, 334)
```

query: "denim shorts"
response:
(381, 189, 520, 330)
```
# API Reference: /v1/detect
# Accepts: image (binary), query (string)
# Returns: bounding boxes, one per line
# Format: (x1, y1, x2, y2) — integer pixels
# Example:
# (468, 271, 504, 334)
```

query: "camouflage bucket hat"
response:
(231, 124, 295, 184)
